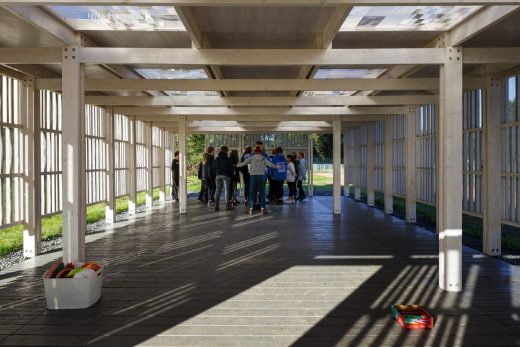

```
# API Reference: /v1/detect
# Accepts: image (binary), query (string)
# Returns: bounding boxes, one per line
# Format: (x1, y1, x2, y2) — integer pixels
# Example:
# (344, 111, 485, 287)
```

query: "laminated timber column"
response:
(159, 129, 166, 203)
(483, 76, 503, 256)
(61, 46, 86, 264)
(128, 117, 137, 215)
(366, 122, 375, 206)
(343, 130, 350, 197)
(354, 128, 361, 201)
(333, 117, 342, 214)
(384, 116, 394, 214)
(179, 116, 187, 214)
(22, 78, 41, 258)
(406, 107, 417, 223)
(438, 47, 463, 292)
(105, 107, 115, 224)
(308, 135, 314, 197)
(146, 123, 153, 209)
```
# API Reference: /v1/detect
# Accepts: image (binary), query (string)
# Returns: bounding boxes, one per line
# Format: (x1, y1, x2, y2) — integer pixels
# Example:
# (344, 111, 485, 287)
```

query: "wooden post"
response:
(438, 47, 463, 292)
(159, 128, 166, 203)
(22, 78, 41, 258)
(128, 117, 137, 215)
(105, 107, 116, 224)
(384, 116, 394, 214)
(406, 106, 417, 223)
(179, 116, 187, 213)
(354, 128, 361, 200)
(343, 130, 349, 197)
(333, 117, 341, 214)
(61, 45, 86, 264)
(309, 135, 314, 197)
(483, 76, 503, 256)
(146, 123, 153, 208)
(366, 122, 375, 206)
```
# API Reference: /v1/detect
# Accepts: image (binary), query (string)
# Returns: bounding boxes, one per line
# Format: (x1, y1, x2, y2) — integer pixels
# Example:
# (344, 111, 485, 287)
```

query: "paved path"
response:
(1, 197, 519, 346)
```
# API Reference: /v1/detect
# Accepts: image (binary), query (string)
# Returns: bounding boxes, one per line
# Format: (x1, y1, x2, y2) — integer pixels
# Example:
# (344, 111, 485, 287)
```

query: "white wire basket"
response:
(43, 266, 103, 309)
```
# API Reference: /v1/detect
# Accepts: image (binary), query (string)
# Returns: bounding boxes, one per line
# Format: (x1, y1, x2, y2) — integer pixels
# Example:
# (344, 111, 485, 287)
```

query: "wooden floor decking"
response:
(1, 197, 520, 347)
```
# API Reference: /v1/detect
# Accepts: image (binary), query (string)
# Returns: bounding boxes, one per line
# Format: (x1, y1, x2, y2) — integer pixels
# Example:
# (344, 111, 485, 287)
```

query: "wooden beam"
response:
(0, 48, 61, 64)
(85, 95, 439, 107)
(37, 77, 484, 91)
(114, 106, 407, 116)
(137, 114, 386, 122)
(463, 48, 520, 64)
(449, 6, 519, 46)
(80, 48, 446, 65)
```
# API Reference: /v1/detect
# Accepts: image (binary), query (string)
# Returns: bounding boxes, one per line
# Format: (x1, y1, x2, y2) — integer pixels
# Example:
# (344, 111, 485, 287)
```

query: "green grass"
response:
(0, 185, 176, 258)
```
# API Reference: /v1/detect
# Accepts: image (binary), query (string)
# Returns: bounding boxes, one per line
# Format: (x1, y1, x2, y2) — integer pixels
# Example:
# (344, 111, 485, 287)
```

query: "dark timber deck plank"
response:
(0, 197, 520, 347)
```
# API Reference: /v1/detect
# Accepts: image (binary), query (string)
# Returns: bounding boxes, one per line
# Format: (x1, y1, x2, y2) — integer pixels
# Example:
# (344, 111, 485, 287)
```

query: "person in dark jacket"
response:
(205, 146, 216, 205)
(213, 146, 235, 211)
(171, 151, 180, 202)
(240, 146, 252, 206)
(199, 152, 210, 203)
(229, 149, 240, 205)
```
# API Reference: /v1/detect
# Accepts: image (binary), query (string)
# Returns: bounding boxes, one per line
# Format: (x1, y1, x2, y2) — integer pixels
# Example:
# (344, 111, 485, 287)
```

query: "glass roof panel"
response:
(313, 68, 387, 79)
(340, 6, 480, 31)
(48, 6, 185, 31)
(166, 91, 220, 97)
(303, 69, 386, 96)
(136, 68, 208, 80)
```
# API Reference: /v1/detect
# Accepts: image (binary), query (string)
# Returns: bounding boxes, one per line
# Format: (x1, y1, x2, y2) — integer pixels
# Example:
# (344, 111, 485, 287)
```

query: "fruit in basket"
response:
(56, 268, 72, 278)
(45, 261, 64, 278)
(73, 268, 96, 278)
(81, 261, 101, 272)
(65, 268, 85, 278)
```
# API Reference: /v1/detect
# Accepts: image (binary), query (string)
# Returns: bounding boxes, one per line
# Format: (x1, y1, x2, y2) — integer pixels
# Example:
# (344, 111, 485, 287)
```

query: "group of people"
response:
(171, 141, 307, 215)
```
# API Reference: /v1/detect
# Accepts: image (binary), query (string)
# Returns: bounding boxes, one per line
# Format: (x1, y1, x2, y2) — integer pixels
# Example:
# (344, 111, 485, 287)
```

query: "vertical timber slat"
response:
(105, 107, 115, 224)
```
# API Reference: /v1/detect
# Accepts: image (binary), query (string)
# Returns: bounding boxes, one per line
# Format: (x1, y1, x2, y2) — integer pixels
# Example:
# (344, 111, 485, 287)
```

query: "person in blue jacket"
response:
(270, 147, 287, 204)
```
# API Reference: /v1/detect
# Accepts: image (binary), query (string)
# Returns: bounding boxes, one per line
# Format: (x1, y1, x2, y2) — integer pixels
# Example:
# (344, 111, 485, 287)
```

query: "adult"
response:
(200, 152, 211, 203)
(237, 145, 280, 215)
(204, 146, 216, 205)
(213, 146, 235, 211)
(266, 149, 276, 201)
(171, 151, 179, 202)
(297, 151, 308, 201)
(270, 147, 287, 204)
(229, 149, 240, 205)
(239, 146, 252, 206)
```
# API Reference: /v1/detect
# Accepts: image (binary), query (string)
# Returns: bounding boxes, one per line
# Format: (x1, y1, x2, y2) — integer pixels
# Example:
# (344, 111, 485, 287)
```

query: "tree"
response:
(187, 134, 206, 176)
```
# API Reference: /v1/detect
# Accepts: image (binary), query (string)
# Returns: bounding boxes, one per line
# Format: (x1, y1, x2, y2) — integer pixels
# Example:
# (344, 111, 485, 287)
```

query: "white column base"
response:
(354, 187, 361, 200)
(384, 196, 393, 214)
(367, 191, 375, 206)
(159, 191, 165, 202)
(105, 206, 115, 224)
(128, 200, 137, 215)
(23, 230, 39, 259)
(146, 194, 153, 208)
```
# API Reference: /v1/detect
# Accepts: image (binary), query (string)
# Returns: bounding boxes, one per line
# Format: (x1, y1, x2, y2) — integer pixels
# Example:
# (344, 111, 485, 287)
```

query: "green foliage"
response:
(187, 134, 206, 176)
(311, 134, 333, 163)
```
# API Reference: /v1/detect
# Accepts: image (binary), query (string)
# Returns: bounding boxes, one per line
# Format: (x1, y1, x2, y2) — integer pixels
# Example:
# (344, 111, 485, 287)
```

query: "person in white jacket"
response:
(285, 154, 298, 204)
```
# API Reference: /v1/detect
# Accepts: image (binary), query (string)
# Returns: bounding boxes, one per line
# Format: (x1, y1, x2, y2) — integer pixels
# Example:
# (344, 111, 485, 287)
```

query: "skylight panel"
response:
(303, 69, 386, 96)
(48, 6, 185, 31)
(340, 6, 480, 31)
(135, 69, 208, 80)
